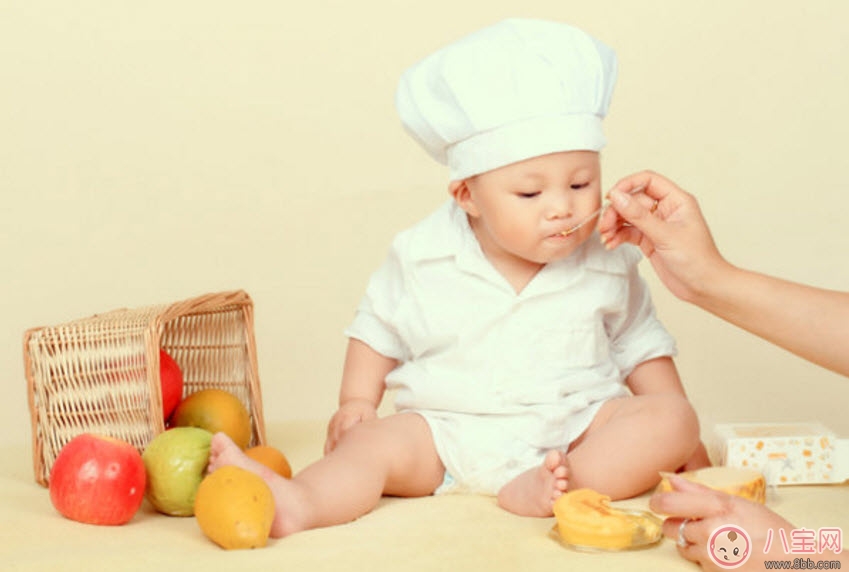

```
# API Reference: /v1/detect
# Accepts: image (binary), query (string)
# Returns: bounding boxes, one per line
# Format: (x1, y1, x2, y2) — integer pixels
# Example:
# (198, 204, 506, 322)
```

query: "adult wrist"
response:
(689, 258, 742, 313)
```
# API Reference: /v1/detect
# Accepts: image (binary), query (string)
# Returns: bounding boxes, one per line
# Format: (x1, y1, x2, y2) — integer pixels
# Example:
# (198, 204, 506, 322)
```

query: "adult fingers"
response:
(650, 490, 729, 523)
(598, 189, 660, 246)
(601, 170, 694, 240)
(676, 533, 710, 567)
(650, 476, 729, 519)
(599, 223, 644, 251)
(663, 514, 713, 545)
(668, 474, 717, 494)
(663, 515, 722, 572)
(606, 187, 667, 242)
(609, 170, 679, 204)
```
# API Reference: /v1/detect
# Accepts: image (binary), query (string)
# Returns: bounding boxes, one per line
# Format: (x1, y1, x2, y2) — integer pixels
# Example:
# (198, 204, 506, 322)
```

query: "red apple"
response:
(49, 434, 147, 525)
(159, 349, 184, 421)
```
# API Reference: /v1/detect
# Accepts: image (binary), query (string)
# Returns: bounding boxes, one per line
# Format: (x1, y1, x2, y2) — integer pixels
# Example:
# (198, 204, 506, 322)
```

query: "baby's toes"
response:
(555, 476, 568, 492)
(552, 464, 568, 479)
(543, 450, 566, 471)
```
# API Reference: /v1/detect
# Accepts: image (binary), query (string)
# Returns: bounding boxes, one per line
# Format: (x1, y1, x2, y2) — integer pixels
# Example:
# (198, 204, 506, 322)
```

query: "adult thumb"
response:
(608, 188, 664, 241)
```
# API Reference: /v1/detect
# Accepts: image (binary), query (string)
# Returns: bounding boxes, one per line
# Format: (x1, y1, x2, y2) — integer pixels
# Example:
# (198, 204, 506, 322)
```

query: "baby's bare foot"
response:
(496, 450, 569, 517)
(207, 432, 268, 475)
(207, 432, 309, 538)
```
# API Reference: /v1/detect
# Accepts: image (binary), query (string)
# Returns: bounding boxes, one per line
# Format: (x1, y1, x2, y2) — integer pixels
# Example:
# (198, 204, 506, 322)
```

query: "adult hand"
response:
(650, 475, 800, 571)
(324, 399, 378, 454)
(597, 171, 729, 304)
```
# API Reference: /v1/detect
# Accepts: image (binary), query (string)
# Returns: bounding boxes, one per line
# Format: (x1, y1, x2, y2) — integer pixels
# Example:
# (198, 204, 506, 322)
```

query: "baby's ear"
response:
(449, 180, 479, 217)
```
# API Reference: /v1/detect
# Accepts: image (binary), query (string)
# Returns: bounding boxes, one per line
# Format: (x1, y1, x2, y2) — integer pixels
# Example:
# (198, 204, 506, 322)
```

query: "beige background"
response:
(3, 0, 848, 455)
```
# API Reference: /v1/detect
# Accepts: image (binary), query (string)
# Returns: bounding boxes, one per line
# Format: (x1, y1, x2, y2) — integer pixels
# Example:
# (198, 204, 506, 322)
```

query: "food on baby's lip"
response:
(551, 488, 662, 551)
(656, 467, 766, 504)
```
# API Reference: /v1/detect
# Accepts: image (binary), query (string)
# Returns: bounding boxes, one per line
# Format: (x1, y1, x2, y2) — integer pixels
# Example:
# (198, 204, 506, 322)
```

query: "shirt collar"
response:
(406, 200, 475, 262)
(406, 200, 510, 288)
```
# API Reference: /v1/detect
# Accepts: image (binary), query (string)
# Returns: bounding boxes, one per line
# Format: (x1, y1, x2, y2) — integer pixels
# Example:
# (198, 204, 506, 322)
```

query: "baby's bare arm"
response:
(625, 356, 684, 396)
(324, 339, 397, 454)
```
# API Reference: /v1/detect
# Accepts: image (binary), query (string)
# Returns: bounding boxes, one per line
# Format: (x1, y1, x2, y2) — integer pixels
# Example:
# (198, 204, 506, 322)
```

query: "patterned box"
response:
(714, 422, 849, 485)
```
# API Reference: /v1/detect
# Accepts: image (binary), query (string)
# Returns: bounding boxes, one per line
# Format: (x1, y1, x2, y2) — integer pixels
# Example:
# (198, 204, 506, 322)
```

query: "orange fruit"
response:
(194, 465, 275, 550)
(171, 389, 252, 449)
(245, 445, 292, 479)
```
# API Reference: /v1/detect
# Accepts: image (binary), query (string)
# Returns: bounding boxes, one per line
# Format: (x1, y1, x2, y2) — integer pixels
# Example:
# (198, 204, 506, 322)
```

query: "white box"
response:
(714, 422, 849, 485)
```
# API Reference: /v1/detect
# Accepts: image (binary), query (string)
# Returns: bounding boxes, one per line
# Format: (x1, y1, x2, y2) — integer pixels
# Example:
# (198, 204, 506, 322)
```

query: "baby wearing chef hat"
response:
(208, 19, 708, 538)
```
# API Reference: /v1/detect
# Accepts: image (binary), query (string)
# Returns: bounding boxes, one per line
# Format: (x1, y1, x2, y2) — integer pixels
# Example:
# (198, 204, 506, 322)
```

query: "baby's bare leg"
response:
(496, 394, 698, 517)
(207, 413, 444, 538)
(567, 393, 700, 499)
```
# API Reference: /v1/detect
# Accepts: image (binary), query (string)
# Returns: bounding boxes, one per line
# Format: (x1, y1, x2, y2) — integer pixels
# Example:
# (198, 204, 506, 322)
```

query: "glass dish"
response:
(548, 508, 664, 552)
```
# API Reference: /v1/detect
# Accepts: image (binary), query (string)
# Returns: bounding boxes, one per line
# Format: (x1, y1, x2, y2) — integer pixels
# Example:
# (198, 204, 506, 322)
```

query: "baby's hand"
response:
(324, 399, 378, 454)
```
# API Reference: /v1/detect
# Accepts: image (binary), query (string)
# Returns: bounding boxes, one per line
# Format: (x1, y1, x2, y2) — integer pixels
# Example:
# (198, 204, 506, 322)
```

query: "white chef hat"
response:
(395, 18, 618, 181)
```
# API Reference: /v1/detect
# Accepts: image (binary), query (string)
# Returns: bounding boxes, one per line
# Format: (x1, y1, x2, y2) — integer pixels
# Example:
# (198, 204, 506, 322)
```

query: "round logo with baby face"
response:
(708, 525, 751, 568)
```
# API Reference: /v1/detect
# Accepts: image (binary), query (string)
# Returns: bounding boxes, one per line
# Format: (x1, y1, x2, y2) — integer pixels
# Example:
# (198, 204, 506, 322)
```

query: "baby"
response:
(209, 18, 708, 538)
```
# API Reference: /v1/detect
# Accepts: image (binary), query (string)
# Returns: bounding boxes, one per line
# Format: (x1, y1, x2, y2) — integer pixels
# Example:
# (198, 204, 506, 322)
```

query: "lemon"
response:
(194, 465, 275, 549)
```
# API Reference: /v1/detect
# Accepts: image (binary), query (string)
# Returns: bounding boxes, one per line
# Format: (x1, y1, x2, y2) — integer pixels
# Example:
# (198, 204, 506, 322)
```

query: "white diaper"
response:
(413, 390, 622, 495)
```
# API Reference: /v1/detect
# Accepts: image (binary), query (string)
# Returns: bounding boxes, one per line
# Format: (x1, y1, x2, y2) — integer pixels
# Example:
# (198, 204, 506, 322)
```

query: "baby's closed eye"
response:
(516, 190, 541, 198)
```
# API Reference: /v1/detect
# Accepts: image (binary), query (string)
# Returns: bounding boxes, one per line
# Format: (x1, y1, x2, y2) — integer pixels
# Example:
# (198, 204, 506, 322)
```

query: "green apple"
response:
(142, 427, 213, 516)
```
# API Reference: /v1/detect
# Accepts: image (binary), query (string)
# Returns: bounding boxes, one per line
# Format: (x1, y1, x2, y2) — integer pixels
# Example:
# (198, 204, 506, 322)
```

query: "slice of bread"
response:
(656, 467, 766, 503)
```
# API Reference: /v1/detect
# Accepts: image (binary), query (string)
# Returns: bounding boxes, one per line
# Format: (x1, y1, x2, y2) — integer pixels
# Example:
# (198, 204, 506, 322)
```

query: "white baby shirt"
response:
(345, 200, 677, 494)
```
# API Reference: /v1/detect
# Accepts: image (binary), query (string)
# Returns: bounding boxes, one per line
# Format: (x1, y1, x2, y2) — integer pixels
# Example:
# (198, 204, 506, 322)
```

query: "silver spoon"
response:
(559, 184, 647, 236)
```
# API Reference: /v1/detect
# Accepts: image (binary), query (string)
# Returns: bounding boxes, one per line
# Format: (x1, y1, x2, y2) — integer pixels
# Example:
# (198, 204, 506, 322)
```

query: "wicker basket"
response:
(24, 290, 266, 487)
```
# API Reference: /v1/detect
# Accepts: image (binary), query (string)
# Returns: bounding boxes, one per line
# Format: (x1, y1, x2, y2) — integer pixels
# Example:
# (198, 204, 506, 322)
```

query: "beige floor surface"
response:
(4, 420, 847, 571)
